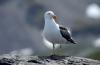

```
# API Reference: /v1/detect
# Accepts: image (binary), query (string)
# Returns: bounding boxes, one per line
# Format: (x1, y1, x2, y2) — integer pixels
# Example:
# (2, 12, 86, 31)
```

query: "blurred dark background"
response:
(0, 0, 100, 60)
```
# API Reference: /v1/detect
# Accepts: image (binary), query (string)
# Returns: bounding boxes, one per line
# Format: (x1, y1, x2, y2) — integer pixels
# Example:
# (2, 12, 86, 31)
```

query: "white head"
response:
(44, 11, 58, 22)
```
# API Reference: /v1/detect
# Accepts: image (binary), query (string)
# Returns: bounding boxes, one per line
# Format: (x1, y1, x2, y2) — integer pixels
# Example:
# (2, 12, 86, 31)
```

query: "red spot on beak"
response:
(52, 15, 58, 23)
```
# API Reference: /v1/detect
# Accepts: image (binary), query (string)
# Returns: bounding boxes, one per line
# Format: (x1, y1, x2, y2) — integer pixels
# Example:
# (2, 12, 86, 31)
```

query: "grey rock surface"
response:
(0, 54, 100, 65)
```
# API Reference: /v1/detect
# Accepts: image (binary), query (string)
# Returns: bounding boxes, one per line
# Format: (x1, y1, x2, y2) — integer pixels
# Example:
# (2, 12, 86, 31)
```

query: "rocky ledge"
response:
(0, 54, 100, 65)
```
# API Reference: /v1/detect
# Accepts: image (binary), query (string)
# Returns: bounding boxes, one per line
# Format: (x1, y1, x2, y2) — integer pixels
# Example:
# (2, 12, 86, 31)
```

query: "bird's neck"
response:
(44, 18, 58, 28)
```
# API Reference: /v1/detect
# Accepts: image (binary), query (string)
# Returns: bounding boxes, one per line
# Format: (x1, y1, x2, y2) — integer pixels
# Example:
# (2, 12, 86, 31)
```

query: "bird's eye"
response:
(48, 13, 50, 15)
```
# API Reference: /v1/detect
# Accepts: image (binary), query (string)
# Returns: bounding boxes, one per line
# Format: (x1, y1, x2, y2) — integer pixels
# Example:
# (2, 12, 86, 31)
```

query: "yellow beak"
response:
(52, 15, 58, 22)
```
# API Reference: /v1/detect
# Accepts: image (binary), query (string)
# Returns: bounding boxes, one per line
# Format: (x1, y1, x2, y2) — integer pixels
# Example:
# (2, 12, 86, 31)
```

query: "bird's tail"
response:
(67, 38, 77, 44)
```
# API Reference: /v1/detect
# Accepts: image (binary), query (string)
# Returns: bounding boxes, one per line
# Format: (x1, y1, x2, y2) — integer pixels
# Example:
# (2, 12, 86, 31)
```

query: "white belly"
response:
(43, 25, 66, 44)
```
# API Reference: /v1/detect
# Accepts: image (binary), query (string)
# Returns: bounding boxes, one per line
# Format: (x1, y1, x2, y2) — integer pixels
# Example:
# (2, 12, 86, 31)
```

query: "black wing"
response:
(59, 25, 76, 44)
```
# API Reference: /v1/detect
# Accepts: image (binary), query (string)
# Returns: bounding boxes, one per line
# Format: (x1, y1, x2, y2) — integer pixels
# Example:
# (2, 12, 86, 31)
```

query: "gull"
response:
(42, 11, 77, 55)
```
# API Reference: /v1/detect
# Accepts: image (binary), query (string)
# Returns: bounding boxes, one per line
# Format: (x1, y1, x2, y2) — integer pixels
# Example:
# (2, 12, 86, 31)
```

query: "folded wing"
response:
(59, 25, 76, 44)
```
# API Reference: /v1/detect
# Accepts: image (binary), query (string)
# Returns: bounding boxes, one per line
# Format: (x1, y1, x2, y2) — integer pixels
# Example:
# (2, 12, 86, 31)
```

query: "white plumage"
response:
(42, 11, 76, 54)
(43, 11, 66, 44)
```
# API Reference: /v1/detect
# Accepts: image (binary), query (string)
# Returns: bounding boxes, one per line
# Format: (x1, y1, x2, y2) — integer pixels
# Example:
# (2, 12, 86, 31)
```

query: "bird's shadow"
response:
(39, 55, 68, 60)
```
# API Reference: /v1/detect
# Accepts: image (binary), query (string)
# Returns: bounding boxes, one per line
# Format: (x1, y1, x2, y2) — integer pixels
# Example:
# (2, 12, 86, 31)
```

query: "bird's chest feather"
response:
(43, 23, 63, 43)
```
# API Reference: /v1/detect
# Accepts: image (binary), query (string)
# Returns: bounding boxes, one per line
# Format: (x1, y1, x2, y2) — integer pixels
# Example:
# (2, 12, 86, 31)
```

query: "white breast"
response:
(43, 19, 66, 44)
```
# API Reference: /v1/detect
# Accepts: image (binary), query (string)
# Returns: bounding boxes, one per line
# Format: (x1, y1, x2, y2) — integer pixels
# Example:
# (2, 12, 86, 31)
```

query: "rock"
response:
(0, 54, 100, 65)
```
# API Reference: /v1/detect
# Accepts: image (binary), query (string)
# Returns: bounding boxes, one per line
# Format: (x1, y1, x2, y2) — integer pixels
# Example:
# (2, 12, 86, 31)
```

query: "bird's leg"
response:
(59, 44, 63, 55)
(53, 43, 55, 55)
(60, 44, 62, 48)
